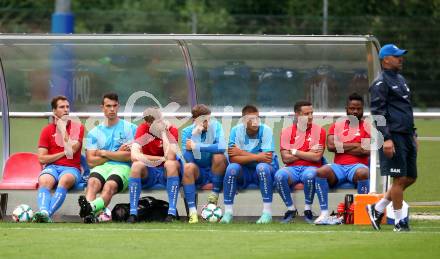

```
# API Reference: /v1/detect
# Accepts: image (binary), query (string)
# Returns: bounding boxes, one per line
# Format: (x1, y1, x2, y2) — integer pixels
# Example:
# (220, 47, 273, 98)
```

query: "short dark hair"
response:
(102, 92, 119, 104)
(143, 107, 162, 123)
(191, 104, 211, 119)
(51, 95, 68, 109)
(347, 92, 364, 105)
(242, 105, 259, 116)
(294, 100, 312, 113)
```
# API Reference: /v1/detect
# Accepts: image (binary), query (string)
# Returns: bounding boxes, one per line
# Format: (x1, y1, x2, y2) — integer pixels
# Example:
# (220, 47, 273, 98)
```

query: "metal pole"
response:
(51, 0, 75, 109)
(52, 0, 74, 33)
(323, 0, 328, 35)
(0, 60, 10, 173)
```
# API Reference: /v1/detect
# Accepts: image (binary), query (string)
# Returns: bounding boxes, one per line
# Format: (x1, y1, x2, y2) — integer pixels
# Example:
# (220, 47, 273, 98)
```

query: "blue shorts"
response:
(282, 166, 317, 184)
(195, 166, 215, 187)
(142, 166, 167, 189)
(330, 163, 369, 184)
(233, 164, 276, 190)
(40, 164, 81, 189)
(141, 158, 184, 189)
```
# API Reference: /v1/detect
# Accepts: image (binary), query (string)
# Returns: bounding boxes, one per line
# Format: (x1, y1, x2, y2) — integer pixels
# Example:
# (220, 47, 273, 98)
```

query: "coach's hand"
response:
(383, 139, 395, 159)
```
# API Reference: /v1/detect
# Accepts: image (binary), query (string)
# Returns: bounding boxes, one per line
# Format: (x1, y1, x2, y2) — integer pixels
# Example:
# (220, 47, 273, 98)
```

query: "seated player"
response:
(33, 95, 85, 223)
(127, 107, 182, 223)
(181, 104, 227, 223)
(78, 93, 137, 223)
(275, 100, 326, 223)
(220, 105, 279, 224)
(314, 93, 370, 224)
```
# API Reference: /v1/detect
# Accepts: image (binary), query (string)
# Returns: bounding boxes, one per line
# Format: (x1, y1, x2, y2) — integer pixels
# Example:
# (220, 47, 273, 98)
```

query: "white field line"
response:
(418, 137, 440, 141)
(411, 215, 440, 220)
(1, 227, 440, 234)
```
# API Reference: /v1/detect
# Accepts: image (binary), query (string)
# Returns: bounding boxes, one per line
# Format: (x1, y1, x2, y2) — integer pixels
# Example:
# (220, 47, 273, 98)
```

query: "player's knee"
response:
(355, 168, 369, 181)
(226, 163, 240, 177)
(164, 160, 179, 177)
(58, 174, 76, 189)
(131, 161, 144, 177)
(102, 181, 118, 196)
(132, 160, 144, 170)
(212, 154, 227, 167)
(184, 162, 197, 173)
(183, 164, 196, 181)
(164, 160, 178, 169)
(274, 169, 288, 183)
(315, 169, 324, 178)
(87, 177, 102, 191)
(38, 174, 55, 188)
(316, 166, 330, 178)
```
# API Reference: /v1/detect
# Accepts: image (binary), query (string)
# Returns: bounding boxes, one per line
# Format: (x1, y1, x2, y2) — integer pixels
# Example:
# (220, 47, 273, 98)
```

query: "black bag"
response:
(111, 196, 177, 222)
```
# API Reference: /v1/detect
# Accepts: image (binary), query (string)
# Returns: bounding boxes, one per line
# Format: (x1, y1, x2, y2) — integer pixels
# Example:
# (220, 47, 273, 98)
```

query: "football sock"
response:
(167, 176, 180, 216)
(189, 207, 197, 214)
(275, 170, 293, 207)
(48, 186, 67, 216)
(394, 209, 402, 224)
(37, 187, 51, 213)
(321, 210, 329, 217)
(303, 171, 316, 206)
(257, 163, 273, 203)
(263, 202, 272, 214)
(225, 204, 233, 214)
(223, 164, 239, 206)
(288, 205, 296, 211)
(91, 197, 105, 214)
(304, 204, 312, 211)
(128, 177, 141, 215)
(357, 179, 369, 194)
(375, 198, 391, 213)
(315, 177, 329, 211)
(211, 174, 223, 194)
(183, 184, 196, 210)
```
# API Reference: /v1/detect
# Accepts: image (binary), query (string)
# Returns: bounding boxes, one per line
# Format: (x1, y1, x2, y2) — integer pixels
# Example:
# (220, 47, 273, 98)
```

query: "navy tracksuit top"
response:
(369, 69, 415, 141)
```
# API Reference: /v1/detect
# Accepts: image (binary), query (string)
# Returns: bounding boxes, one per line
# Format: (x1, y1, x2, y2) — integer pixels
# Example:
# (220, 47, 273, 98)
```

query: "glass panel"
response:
(188, 40, 371, 112)
(0, 90, 3, 170)
(0, 38, 191, 157)
(0, 39, 191, 113)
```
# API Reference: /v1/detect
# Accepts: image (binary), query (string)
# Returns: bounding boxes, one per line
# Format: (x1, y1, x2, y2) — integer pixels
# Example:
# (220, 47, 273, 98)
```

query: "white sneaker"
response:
(314, 214, 342, 225)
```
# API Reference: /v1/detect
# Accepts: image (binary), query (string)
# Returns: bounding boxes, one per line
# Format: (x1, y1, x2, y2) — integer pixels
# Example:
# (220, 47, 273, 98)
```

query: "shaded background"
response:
(1, 0, 439, 110)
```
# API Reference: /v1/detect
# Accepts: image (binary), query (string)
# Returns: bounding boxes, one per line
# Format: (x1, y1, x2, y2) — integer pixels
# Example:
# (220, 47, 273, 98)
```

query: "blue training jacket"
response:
(369, 69, 415, 140)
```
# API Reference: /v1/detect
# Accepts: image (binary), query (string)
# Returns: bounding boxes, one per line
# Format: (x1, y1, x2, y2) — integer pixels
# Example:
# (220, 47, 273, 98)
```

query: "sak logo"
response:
(390, 168, 401, 173)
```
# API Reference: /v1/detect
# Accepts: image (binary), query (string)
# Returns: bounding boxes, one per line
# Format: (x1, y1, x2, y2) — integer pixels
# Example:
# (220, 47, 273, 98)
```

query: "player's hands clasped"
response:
(118, 143, 131, 152)
(310, 144, 324, 153)
(228, 145, 243, 157)
(257, 152, 273, 163)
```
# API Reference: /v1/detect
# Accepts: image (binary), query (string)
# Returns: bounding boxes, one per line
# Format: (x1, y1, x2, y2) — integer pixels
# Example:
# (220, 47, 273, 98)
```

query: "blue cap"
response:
(379, 44, 407, 59)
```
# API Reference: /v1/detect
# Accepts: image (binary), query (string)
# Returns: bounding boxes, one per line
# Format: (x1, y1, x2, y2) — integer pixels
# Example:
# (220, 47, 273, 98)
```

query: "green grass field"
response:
(1, 220, 439, 258)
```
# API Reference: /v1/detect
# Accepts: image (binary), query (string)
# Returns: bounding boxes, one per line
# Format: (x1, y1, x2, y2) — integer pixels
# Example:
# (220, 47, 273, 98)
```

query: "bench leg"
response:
(0, 193, 8, 221)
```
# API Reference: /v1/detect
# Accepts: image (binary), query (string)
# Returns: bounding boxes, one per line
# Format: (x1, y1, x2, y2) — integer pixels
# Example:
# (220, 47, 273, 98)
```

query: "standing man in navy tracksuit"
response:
(367, 44, 418, 232)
